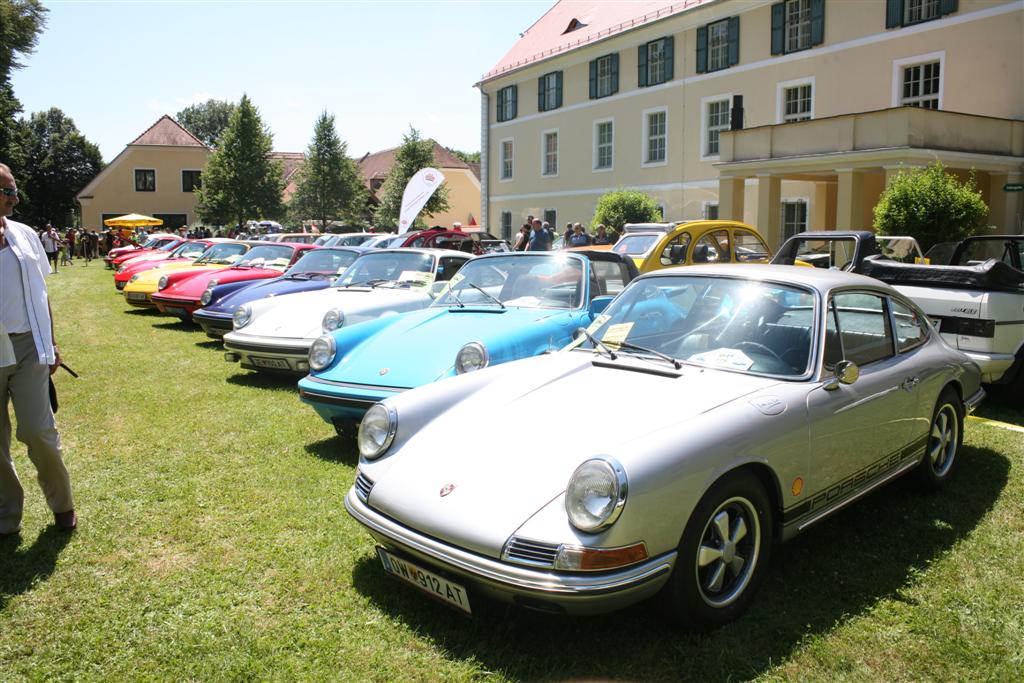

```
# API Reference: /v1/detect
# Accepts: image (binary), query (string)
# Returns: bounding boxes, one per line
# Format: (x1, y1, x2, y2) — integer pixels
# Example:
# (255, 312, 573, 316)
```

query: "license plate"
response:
(125, 292, 147, 301)
(377, 547, 472, 614)
(164, 306, 187, 316)
(250, 356, 290, 369)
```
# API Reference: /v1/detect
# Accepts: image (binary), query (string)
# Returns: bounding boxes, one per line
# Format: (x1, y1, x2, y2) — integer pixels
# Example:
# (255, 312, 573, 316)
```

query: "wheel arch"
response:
(697, 462, 785, 544)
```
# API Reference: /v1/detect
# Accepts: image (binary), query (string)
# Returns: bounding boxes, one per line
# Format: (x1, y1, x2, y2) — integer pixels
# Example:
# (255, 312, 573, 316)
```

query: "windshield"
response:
(333, 251, 435, 287)
(877, 237, 921, 263)
(576, 275, 816, 378)
(613, 234, 660, 257)
(155, 239, 179, 251)
(956, 238, 1023, 267)
(432, 254, 584, 309)
(287, 249, 360, 276)
(337, 234, 375, 246)
(195, 243, 248, 265)
(169, 242, 209, 259)
(793, 238, 857, 270)
(235, 245, 294, 269)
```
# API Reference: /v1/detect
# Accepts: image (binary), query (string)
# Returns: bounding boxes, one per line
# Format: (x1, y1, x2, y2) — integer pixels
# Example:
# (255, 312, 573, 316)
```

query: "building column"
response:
(811, 181, 835, 231)
(756, 174, 782, 247)
(836, 168, 866, 231)
(988, 173, 1024, 234)
(718, 175, 746, 221)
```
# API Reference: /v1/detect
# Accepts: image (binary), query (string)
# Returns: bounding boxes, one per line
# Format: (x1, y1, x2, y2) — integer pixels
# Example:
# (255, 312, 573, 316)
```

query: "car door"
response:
(806, 291, 920, 499)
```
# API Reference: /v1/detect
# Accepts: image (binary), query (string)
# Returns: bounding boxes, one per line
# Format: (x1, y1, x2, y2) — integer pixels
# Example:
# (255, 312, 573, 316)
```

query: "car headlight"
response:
(357, 403, 397, 460)
(455, 342, 489, 374)
(232, 304, 252, 329)
(308, 334, 336, 371)
(158, 275, 169, 290)
(322, 308, 345, 333)
(116, 265, 125, 273)
(128, 274, 140, 283)
(200, 284, 217, 306)
(565, 457, 627, 533)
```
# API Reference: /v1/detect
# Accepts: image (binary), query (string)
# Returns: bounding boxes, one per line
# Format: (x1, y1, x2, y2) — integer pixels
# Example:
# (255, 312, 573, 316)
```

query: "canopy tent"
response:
(103, 213, 164, 228)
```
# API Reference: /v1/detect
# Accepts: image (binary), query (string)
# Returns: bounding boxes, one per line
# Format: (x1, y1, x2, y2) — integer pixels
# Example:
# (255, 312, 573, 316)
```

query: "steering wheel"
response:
(733, 341, 785, 364)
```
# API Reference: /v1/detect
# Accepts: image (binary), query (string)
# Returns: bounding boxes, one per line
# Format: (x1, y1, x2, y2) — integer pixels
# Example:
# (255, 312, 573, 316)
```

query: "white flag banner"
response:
(398, 167, 445, 234)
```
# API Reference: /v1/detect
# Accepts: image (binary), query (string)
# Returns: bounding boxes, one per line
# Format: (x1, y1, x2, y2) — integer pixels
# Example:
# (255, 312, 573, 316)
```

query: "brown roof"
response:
(130, 115, 208, 147)
(356, 141, 470, 196)
(270, 152, 305, 203)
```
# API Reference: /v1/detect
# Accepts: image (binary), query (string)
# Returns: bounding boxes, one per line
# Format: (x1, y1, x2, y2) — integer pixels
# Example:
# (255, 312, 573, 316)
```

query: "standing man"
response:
(41, 224, 60, 273)
(0, 163, 76, 535)
(526, 218, 552, 251)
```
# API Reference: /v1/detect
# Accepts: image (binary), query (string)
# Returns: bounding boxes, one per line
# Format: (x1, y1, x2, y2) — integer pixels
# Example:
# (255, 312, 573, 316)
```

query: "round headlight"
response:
(158, 275, 169, 290)
(322, 308, 346, 333)
(308, 334, 336, 371)
(200, 287, 214, 306)
(357, 403, 397, 460)
(232, 304, 252, 330)
(128, 274, 140, 283)
(116, 265, 125, 273)
(565, 457, 627, 533)
(455, 342, 489, 374)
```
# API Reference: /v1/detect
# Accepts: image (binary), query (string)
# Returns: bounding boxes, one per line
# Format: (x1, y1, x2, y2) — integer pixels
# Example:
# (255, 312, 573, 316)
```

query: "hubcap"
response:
(928, 403, 959, 477)
(695, 496, 760, 607)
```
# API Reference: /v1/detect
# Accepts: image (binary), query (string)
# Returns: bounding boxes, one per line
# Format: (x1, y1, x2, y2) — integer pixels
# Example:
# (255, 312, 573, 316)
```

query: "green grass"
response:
(1, 263, 1021, 681)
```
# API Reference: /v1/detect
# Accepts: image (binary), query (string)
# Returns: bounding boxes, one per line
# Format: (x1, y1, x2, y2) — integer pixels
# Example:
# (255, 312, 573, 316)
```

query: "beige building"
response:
(478, 0, 1024, 246)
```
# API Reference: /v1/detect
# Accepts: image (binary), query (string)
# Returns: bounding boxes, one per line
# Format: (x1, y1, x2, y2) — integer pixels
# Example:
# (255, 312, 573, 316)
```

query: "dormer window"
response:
(563, 18, 586, 34)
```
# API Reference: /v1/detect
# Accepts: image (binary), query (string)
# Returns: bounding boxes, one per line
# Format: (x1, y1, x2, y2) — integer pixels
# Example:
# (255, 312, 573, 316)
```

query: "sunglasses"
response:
(0, 187, 17, 198)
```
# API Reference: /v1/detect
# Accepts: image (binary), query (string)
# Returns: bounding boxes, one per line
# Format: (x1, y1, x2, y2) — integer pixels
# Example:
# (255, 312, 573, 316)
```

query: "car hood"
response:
(367, 353, 780, 557)
(325, 305, 581, 387)
(129, 262, 221, 285)
(163, 267, 281, 297)
(205, 277, 331, 315)
(242, 286, 435, 339)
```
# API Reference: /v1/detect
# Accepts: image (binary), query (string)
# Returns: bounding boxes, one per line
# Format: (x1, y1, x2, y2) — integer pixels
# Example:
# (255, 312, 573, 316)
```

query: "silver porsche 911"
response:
(344, 264, 984, 629)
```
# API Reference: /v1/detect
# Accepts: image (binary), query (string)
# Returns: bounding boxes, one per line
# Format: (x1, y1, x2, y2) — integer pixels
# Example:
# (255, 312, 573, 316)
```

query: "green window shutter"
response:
(696, 25, 708, 74)
(555, 72, 563, 109)
(510, 85, 517, 120)
(497, 89, 506, 122)
(886, 0, 904, 28)
(728, 17, 740, 66)
(770, 2, 784, 54)
(940, 0, 958, 15)
(810, 0, 825, 46)
(638, 44, 648, 87)
(664, 36, 674, 81)
(589, 60, 597, 99)
(610, 53, 619, 94)
(537, 76, 545, 112)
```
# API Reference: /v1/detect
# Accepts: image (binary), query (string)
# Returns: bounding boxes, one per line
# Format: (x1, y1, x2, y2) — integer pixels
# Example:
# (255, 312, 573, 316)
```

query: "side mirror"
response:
(588, 295, 614, 317)
(824, 360, 860, 391)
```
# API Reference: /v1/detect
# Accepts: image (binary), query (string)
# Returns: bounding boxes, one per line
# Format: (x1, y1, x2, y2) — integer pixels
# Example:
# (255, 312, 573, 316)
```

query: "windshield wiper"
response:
(446, 285, 466, 308)
(467, 283, 505, 308)
(613, 340, 683, 369)
(341, 279, 385, 288)
(576, 327, 617, 361)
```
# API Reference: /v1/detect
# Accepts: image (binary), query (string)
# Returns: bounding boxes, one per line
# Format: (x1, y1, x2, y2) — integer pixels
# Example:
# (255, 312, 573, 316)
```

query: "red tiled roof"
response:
(481, 0, 712, 82)
(356, 141, 470, 196)
(271, 152, 305, 203)
(130, 115, 208, 147)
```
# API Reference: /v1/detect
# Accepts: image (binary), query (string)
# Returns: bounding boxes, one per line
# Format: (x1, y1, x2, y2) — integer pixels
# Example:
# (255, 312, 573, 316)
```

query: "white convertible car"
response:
(222, 249, 471, 373)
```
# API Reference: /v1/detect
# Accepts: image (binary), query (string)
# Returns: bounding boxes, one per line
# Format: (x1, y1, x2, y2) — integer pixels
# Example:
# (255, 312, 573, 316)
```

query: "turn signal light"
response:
(554, 542, 649, 571)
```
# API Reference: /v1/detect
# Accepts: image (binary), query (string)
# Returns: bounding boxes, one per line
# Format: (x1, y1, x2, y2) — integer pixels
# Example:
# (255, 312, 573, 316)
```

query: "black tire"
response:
(664, 469, 773, 631)
(908, 387, 963, 491)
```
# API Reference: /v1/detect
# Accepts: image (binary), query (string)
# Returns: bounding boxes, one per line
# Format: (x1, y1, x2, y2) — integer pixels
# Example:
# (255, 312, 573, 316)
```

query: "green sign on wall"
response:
(1004, 183, 1024, 192)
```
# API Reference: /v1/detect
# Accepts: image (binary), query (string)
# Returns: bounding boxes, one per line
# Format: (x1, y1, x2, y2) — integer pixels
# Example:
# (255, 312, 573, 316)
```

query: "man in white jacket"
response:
(0, 162, 75, 536)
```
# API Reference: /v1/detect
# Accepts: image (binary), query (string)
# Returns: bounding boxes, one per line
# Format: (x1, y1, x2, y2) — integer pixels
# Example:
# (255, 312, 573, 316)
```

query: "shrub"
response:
(591, 189, 663, 237)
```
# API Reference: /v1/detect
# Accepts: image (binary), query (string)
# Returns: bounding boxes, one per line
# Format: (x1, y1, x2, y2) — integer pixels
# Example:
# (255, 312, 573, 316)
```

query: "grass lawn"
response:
(1, 262, 1021, 681)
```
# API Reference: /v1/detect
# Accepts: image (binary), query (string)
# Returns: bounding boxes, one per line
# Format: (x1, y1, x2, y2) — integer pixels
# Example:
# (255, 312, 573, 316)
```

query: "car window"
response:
(659, 232, 692, 266)
(830, 293, 894, 366)
(238, 245, 294, 269)
(612, 234, 659, 257)
(334, 252, 435, 286)
(197, 243, 247, 264)
(591, 260, 631, 296)
(733, 229, 770, 262)
(957, 238, 1021, 267)
(692, 231, 729, 263)
(793, 238, 857, 270)
(891, 298, 928, 353)
(435, 256, 467, 282)
(433, 255, 583, 309)
(289, 249, 360, 275)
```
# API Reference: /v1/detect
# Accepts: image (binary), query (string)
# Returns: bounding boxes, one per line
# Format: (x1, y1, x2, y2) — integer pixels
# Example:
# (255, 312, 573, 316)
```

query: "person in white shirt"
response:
(0, 162, 75, 535)
(40, 223, 60, 273)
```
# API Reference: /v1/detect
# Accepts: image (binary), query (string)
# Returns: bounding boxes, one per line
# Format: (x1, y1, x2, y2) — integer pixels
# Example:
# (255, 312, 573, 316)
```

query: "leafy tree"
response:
(15, 107, 103, 227)
(196, 94, 284, 228)
(372, 127, 450, 230)
(591, 189, 663, 236)
(449, 148, 480, 164)
(0, 82, 25, 170)
(289, 111, 367, 230)
(1, 0, 48, 168)
(873, 162, 988, 252)
(176, 99, 237, 148)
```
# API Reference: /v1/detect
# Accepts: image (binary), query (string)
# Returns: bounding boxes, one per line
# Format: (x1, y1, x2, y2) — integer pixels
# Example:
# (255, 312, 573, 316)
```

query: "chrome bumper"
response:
(344, 487, 674, 615)
(964, 387, 985, 415)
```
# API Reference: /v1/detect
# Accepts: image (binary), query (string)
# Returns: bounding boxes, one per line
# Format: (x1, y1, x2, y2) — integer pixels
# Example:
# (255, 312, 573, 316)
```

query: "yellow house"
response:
(76, 116, 211, 231)
(478, 0, 1024, 245)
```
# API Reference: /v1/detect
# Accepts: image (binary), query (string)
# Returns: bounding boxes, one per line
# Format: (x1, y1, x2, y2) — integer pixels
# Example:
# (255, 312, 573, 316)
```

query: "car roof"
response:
(365, 247, 469, 258)
(641, 262, 894, 291)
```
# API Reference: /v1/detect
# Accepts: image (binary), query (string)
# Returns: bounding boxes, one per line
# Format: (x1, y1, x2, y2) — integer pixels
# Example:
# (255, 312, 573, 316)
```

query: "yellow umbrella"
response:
(103, 213, 164, 228)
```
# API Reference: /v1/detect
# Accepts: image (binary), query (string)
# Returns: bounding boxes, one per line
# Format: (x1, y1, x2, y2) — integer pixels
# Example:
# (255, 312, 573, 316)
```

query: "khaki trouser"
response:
(0, 332, 73, 533)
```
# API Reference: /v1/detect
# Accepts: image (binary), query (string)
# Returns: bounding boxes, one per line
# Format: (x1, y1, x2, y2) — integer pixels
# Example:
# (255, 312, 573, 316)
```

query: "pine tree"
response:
(289, 112, 367, 231)
(372, 127, 450, 230)
(196, 94, 284, 229)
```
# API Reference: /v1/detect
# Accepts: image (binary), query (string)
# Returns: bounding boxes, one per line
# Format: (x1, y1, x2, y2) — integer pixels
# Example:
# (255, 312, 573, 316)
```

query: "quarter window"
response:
(705, 99, 730, 156)
(135, 169, 156, 192)
(645, 110, 667, 164)
(542, 131, 558, 176)
(901, 61, 941, 109)
(891, 298, 929, 352)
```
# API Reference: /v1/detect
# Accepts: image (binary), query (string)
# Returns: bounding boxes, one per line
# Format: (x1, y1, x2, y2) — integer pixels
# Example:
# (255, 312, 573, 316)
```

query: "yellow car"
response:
(122, 241, 251, 308)
(608, 220, 771, 273)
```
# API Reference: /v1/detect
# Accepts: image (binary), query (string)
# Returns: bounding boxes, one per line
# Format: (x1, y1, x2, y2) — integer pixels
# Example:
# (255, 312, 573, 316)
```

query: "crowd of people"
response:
(37, 223, 132, 273)
(511, 217, 619, 252)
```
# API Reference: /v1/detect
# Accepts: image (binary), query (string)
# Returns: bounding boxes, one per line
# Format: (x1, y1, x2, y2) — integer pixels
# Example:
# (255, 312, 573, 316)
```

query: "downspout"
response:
(478, 85, 491, 237)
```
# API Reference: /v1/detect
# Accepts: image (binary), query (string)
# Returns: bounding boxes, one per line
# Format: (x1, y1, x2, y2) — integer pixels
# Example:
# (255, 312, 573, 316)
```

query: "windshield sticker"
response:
(435, 272, 464, 297)
(690, 348, 754, 371)
(601, 323, 633, 349)
(586, 314, 611, 334)
(399, 270, 435, 286)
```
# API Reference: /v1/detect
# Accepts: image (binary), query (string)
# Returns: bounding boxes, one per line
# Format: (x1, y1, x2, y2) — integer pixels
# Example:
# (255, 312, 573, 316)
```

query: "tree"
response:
(372, 127, 450, 230)
(591, 189, 663, 236)
(175, 99, 238, 148)
(1, 0, 48, 168)
(873, 162, 988, 252)
(15, 107, 103, 227)
(448, 148, 480, 164)
(195, 94, 284, 228)
(289, 112, 367, 230)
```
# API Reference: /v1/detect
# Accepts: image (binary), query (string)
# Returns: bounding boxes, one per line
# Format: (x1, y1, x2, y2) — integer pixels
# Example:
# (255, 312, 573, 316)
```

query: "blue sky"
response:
(11, 0, 552, 162)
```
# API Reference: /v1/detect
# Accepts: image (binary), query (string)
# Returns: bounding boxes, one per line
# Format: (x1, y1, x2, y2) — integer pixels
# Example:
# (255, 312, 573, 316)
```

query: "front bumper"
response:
(223, 334, 313, 374)
(298, 374, 405, 423)
(344, 487, 674, 615)
(152, 294, 201, 317)
(123, 289, 158, 308)
(192, 311, 232, 338)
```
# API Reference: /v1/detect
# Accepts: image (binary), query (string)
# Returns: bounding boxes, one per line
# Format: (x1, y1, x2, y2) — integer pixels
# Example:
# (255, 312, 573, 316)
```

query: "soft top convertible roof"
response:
(860, 256, 1024, 293)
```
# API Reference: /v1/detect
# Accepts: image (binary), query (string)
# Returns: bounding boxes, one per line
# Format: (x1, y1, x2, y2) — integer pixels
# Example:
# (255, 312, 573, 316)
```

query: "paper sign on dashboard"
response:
(587, 314, 610, 334)
(690, 348, 754, 371)
(399, 271, 435, 286)
(601, 323, 633, 349)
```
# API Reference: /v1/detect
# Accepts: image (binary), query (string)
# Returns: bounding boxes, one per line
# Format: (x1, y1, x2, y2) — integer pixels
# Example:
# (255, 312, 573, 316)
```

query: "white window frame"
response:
(781, 197, 810, 240)
(592, 118, 614, 172)
(700, 93, 732, 161)
(905, 0, 941, 25)
(500, 210, 513, 240)
(776, 76, 815, 124)
(498, 137, 514, 182)
(541, 128, 559, 178)
(784, 0, 812, 53)
(641, 106, 668, 168)
(707, 19, 730, 72)
(133, 168, 156, 192)
(892, 51, 945, 110)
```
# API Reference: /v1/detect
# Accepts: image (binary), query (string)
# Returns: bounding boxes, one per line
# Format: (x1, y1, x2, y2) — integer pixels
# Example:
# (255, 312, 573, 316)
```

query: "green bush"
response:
(591, 189, 663, 236)
(873, 162, 988, 252)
